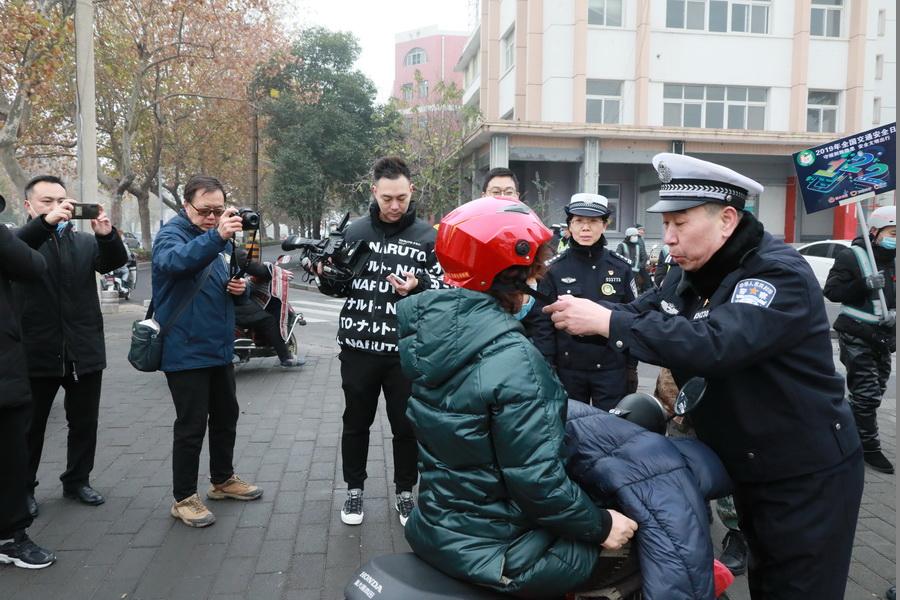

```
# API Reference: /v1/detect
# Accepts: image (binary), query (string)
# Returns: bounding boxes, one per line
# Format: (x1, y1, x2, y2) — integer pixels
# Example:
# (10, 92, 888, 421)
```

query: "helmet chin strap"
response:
(492, 280, 557, 306)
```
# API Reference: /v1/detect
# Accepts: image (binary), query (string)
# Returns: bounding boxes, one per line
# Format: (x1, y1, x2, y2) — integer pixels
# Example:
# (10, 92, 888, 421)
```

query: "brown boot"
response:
(170, 493, 216, 528)
(207, 475, 263, 501)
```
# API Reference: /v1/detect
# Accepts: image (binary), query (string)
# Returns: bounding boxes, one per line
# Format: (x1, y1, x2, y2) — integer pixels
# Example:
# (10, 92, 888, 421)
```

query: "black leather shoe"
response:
(62, 485, 105, 506)
(864, 450, 895, 474)
(26, 494, 38, 519)
(886, 585, 896, 600)
(720, 530, 748, 576)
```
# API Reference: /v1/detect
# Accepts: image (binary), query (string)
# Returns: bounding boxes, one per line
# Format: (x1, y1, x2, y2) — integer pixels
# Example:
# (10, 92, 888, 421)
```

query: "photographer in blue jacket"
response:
(152, 175, 262, 529)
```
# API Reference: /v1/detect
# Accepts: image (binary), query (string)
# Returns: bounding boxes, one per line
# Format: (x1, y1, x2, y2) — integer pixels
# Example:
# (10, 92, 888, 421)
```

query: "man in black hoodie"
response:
(14, 175, 128, 515)
(0, 193, 56, 569)
(316, 156, 442, 527)
(824, 205, 896, 474)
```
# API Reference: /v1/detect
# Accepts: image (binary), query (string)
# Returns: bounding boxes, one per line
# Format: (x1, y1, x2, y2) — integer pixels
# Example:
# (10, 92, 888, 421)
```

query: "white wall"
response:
(541, 0, 574, 122)
(758, 184, 786, 237)
(499, 68, 515, 117)
(499, 0, 515, 34)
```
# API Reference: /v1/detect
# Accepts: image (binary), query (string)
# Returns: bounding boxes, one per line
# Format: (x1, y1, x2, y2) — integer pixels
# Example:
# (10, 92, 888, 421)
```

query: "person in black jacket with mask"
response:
(531, 193, 636, 409)
(824, 205, 896, 474)
(14, 175, 128, 515)
(316, 156, 442, 528)
(0, 194, 57, 569)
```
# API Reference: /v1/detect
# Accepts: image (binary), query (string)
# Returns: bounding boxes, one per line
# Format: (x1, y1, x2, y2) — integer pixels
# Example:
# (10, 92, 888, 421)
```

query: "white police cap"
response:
(648, 153, 764, 213)
(565, 193, 611, 218)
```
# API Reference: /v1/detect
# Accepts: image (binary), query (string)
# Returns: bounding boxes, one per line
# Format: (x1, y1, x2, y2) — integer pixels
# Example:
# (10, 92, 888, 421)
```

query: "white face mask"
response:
(629, 236, 638, 243)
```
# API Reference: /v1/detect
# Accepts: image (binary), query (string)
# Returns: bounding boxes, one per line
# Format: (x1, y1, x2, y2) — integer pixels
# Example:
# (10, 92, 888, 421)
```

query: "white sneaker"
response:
(341, 489, 364, 525)
(396, 491, 415, 526)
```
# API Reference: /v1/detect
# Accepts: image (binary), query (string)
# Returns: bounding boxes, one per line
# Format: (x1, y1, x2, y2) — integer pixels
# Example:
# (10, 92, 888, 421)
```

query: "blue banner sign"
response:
(792, 123, 896, 214)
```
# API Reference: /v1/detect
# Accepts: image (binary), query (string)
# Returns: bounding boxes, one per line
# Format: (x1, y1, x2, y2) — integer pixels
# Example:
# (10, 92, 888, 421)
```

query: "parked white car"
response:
(797, 239, 852, 289)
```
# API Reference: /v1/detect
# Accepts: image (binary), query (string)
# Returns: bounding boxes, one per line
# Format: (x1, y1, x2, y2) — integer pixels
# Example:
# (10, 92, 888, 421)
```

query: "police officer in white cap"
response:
(825, 204, 896, 474)
(531, 193, 636, 410)
(544, 153, 863, 600)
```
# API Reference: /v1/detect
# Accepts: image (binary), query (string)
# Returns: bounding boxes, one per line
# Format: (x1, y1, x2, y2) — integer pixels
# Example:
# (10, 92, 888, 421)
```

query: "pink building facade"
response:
(392, 25, 468, 107)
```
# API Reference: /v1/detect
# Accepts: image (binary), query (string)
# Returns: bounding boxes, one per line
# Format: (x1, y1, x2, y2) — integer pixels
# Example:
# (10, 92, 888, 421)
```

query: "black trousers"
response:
(165, 365, 239, 501)
(27, 367, 103, 491)
(339, 348, 417, 493)
(0, 404, 33, 538)
(557, 367, 627, 411)
(253, 315, 291, 361)
(733, 448, 864, 600)
(838, 331, 893, 451)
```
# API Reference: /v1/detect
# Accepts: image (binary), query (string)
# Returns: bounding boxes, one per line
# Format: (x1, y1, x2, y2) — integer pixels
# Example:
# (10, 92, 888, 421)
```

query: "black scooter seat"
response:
(344, 553, 508, 599)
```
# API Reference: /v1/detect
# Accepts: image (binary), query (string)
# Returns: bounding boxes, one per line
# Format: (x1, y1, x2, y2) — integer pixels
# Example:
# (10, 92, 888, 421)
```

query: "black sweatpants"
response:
(27, 367, 103, 491)
(838, 331, 893, 451)
(734, 448, 864, 600)
(339, 348, 417, 493)
(557, 367, 627, 411)
(0, 404, 33, 538)
(165, 364, 239, 501)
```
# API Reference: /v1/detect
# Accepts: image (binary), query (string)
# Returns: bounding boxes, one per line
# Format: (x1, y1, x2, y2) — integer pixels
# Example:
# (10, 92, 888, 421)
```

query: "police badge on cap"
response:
(565, 193, 611, 218)
(648, 153, 763, 213)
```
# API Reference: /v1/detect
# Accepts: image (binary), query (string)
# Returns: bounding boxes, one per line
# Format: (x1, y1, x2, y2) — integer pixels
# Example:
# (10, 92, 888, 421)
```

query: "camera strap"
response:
(146, 264, 214, 337)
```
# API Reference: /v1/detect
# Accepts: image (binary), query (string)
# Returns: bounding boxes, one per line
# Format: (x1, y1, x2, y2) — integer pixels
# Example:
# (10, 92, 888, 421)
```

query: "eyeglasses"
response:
(487, 187, 518, 197)
(188, 203, 226, 218)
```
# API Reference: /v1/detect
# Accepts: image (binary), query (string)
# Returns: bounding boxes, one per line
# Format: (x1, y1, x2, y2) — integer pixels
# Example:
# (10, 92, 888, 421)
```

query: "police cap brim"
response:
(565, 205, 610, 218)
(646, 198, 709, 213)
(0, 193, 5, 214)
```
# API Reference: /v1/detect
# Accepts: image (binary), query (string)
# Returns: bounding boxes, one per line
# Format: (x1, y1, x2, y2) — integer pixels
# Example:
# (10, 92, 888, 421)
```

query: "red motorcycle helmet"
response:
(436, 196, 552, 291)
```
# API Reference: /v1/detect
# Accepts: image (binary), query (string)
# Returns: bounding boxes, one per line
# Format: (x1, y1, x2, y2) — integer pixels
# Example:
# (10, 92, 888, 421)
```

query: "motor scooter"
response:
(100, 250, 137, 300)
(343, 380, 733, 600)
(233, 254, 306, 364)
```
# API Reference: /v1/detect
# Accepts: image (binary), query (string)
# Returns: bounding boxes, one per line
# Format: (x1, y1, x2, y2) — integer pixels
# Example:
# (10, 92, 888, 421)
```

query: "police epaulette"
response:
(547, 250, 568, 265)
(610, 251, 631, 264)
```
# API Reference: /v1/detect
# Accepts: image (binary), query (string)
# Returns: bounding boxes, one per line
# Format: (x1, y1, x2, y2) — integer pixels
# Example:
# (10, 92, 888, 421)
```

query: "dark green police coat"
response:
(397, 287, 608, 598)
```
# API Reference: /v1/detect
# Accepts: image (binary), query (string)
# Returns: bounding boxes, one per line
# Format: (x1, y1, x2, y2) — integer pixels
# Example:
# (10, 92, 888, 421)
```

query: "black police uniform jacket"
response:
(532, 237, 636, 371)
(14, 216, 128, 378)
(823, 237, 896, 353)
(606, 214, 859, 483)
(318, 202, 442, 355)
(0, 224, 46, 408)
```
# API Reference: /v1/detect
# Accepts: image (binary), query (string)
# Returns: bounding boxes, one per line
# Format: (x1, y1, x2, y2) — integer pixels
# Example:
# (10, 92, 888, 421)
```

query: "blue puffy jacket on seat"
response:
(565, 400, 732, 600)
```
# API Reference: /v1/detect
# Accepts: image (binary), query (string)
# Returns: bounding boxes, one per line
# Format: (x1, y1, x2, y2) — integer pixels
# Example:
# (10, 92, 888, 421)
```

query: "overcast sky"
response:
(284, 0, 472, 103)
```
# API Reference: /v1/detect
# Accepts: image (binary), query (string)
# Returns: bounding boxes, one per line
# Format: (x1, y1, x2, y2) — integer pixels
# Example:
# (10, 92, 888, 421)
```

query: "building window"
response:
(878, 9, 886, 36)
(875, 54, 884, 80)
(663, 83, 766, 130)
(418, 79, 428, 99)
(666, 0, 706, 30)
(588, 0, 623, 27)
(806, 90, 838, 133)
(873, 97, 882, 125)
(810, 0, 842, 38)
(404, 48, 426, 66)
(586, 80, 622, 124)
(598, 184, 620, 232)
(501, 28, 515, 72)
(402, 84, 413, 102)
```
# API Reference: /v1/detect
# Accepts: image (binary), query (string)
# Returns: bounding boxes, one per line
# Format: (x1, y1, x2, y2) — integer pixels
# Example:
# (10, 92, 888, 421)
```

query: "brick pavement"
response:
(1, 306, 895, 600)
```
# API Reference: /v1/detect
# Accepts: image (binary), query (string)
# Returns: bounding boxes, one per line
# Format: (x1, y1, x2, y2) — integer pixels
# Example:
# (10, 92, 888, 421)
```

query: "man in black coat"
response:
(546, 153, 863, 599)
(14, 175, 128, 515)
(824, 205, 896, 473)
(0, 194, 57, 569)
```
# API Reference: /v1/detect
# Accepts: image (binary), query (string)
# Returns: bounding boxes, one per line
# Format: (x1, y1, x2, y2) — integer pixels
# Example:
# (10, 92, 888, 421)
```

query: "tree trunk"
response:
(110, 190, 124, 229)
(137, 192, 152, 249)
(270, 215, 280, 239)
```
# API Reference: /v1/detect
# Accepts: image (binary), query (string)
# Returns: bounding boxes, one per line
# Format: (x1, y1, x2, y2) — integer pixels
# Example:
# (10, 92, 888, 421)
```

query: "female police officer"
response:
(545, 153, 863, 600)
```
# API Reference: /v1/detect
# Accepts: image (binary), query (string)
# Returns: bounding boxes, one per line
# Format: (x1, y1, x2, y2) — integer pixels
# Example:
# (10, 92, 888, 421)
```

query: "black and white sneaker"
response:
(0, 533, 56, 569)
(341, 489, 364, 525)
(396, 491, 415, 526)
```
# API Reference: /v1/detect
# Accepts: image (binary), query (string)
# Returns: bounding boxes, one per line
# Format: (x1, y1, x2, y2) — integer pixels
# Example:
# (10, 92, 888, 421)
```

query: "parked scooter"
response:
(344, 380, 734, 600)
(233, 254, 306, 364)
(100, 249, 137, 300)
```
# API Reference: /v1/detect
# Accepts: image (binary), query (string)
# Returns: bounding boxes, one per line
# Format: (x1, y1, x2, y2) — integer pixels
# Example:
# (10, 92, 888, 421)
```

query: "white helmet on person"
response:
(868, 205, 896, 232)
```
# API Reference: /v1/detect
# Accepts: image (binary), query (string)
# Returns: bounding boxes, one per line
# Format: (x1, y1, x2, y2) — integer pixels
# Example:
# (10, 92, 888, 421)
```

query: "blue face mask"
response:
(880, 236, 896, 251)
(513, 294, 536, 321)
(56, 221, 69, 236)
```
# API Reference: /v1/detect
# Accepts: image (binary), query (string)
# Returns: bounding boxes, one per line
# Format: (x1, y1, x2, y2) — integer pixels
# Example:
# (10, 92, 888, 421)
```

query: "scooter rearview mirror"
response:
(674, 377, 707, 417)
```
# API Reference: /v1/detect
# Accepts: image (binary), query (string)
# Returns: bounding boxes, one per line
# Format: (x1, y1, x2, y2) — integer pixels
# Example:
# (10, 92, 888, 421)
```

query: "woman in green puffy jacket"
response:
(396, 197, 637, 598)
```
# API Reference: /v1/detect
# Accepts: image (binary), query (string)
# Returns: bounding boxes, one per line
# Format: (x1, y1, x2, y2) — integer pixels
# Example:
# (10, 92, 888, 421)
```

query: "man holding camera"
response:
(317, 156, 442, 527)
(152, 175, 263, 528)
(14, 175, 128, 515)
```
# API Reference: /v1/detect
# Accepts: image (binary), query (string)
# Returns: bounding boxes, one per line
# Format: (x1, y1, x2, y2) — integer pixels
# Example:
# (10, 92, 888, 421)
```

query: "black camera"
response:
(281, 212, 369, 285)
(237, 207, 260, 230)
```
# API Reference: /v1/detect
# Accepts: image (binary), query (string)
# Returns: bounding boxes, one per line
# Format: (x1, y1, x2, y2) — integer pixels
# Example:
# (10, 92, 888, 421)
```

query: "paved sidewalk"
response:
(1, 307, 895, 600)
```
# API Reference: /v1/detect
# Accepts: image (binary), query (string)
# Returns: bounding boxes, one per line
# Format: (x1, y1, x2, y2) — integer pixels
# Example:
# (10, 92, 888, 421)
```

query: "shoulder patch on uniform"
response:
(661, 300, 679, 315)
(731, 278, 777, 308)
(611, 251, 631, 264)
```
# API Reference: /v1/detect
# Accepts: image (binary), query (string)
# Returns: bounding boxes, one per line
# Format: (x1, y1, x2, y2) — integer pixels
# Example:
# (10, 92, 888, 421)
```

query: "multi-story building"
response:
(456, 0, 896, 241)
(393, 25, 468, 107)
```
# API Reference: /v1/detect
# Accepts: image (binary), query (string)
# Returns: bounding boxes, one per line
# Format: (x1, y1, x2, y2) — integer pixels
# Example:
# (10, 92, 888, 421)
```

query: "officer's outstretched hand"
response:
(601, 510, 638, 550)
(544, 294, 610, 337)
